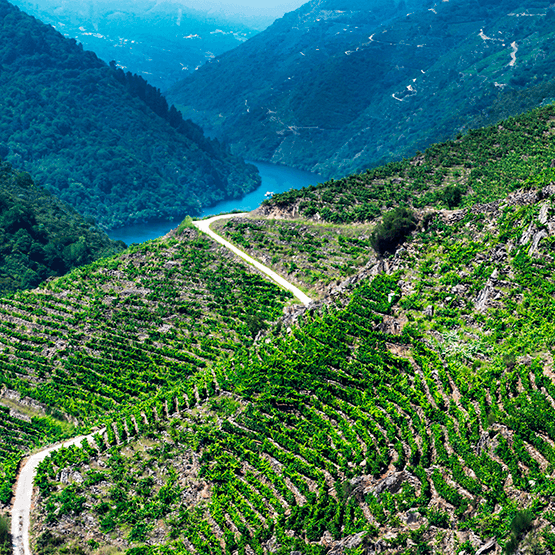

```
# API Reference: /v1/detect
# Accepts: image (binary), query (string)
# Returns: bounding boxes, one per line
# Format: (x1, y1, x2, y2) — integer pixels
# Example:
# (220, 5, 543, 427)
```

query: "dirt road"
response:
(12, 432, 103, 555)
(193, 214, 313, 306)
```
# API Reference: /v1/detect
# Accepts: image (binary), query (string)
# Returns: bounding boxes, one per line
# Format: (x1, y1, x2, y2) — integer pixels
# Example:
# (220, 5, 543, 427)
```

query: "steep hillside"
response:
(31, 187, 555, 553)
(168, 0, 555, 178)
(0, 160, 124, 294)
(0, 223, 292, 505)
(10, 0, 257, 92)
(0, 0, 259, 230)
(0, 103, 549, 555)
(260, 103, 555, 223)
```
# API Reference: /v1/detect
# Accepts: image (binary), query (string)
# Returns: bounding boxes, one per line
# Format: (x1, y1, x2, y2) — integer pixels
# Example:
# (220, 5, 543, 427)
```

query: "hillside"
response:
(260, 103, 555, 224)
(9, 0, 258, 92)
(0, 223, 292, 505)
(0, 160, 124, 294)
(168, 0, 555, 178)
(0, 102, 550, 555)
(0, 0, 260, 230)
(30, 187, 555, 554)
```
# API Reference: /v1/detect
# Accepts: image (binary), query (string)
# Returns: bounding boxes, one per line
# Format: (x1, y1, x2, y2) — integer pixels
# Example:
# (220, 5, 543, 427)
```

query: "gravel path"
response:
(193, 214, 313, 306)
(10, 213, 311, 555)
(12, 431, 104, 555)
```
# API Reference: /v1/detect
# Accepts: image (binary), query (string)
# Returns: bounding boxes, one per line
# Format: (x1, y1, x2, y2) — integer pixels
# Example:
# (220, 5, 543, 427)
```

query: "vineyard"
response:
(0, 226, 292, 505)
(260, 104, 555, 226)
(211, 218, 375, 297)
(30, 178, 555, 554)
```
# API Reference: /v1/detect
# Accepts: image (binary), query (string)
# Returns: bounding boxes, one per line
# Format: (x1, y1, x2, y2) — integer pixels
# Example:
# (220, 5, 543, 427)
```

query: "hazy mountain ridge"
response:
(0, 0, 260, 230)
(168, 0, 555, 178)
(10, 0, 259, 91)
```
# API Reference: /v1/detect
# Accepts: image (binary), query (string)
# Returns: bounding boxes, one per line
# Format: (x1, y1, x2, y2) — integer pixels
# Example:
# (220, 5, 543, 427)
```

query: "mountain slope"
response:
(5, 100, 555, 553)
(0, 0, 260, 230)
(168, 0, 555, 178)
(30, 186, 555, 553)
(0, 160, 124, 294)
(9, 0, 258, 92)
(260, 102, 555, 224)
(0, 223, 292, 505)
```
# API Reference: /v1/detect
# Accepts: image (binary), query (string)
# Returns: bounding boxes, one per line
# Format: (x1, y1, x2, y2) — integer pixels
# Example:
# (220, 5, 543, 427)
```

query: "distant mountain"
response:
(0, 160, 124, 293)
(168, 0, 555, 178)
(9, 0, 259, 92)
(0, 0, 260, 230)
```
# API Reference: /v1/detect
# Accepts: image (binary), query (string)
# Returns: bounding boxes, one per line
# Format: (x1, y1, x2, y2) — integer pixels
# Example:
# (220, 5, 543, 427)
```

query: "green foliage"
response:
(0, 161, 124, 294)
(264, 103, 555, 225)
(0, 515, 10, 555)
(371, 208, 417, 255)
(0, 227, 292, 502)
(176, 216, 194, 234)
(506, 510, 535, 554)
(0, 0, 259, 230)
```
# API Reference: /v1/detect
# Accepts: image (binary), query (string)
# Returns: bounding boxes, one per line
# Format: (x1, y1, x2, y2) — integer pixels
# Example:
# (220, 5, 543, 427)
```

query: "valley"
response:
(2, 103, 555, 554)
(3, 1, 555, 554)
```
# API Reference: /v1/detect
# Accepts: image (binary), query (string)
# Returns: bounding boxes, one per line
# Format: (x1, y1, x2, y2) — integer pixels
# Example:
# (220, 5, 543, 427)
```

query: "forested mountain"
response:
(0, 160, 124, 294)
(1, 101, 555, 554)
(0, 0, 260, 230)
(10, 0, 258, 92)
(168, 0, 555, 178)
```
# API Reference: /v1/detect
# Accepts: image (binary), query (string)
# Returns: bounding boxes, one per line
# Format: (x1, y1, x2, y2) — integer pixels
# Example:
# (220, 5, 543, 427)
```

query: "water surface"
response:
(108, 161, 321, 244)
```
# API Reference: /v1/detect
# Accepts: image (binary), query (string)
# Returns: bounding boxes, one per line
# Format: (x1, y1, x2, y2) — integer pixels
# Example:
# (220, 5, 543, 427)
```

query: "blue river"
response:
(108, 161, 322, 245)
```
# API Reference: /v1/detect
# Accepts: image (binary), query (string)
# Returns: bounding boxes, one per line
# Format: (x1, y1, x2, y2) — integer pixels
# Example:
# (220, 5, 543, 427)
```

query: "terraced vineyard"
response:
(260, 104, 555, 225)
(211, 218, 376, 297)
(31, 182, 555, 554)
(0, 226, 292, 505)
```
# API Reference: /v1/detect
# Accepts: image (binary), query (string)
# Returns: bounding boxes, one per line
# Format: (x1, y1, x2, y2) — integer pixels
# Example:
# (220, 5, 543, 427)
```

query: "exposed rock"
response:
(353, 470, 418, 498)
(326, 531, 367, 555)
(475, 538, 497, 555)
(476, 433, 490, 456)
(539, 203, 550, 225)
(405, 510, 422, 525)
(529, 230, 548, 256)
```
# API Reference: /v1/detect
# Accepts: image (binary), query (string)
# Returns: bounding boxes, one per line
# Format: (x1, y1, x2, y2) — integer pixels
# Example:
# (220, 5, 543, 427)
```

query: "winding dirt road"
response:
(12, 431, 103, 555)
(10, 214, 310, 555)
(193, 214, 313, 306)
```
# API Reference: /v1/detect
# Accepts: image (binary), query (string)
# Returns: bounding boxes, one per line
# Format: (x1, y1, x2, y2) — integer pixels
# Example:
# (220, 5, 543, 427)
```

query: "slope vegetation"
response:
(0, 0, 259, 229)
(0, 160, 124, 294)
(168, 0, 555, 178)
(5, 103, 554, 555)
(0, 225, 291, 506)
(260, 103, 555, 224)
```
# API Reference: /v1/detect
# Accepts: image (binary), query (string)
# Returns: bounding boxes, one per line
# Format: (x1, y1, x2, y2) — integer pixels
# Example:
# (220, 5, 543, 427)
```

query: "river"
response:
(107, 161, 321, 245)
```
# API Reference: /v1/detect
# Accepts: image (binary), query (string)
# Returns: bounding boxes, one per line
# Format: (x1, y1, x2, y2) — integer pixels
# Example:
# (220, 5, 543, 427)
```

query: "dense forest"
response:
(0, 0, 260, 230)
(168, 0, 555, 178)
(0, 160, 124, 293)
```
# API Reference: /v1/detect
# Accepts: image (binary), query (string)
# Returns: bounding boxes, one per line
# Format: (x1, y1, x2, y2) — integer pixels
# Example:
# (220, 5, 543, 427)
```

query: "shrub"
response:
(371, 207, 417, 255)
(506, 509, 535, 554)
(0, 516, 10, 555)
(441, 185, 465, 208)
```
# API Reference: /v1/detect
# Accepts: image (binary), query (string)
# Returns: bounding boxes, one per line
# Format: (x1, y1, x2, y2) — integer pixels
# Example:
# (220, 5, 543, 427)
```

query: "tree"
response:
(371, 207, 417, 255)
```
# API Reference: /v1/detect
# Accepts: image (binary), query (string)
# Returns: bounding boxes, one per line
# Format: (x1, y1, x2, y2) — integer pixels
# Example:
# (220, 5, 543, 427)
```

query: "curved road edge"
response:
(12, 430, 105, 555)
(193, 214, 313, 307)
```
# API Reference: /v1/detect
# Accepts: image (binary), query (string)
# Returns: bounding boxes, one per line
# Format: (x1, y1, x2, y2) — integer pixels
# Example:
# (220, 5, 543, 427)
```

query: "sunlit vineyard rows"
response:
(34, 182, 555, 555)
(0, 227, 292, 504)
